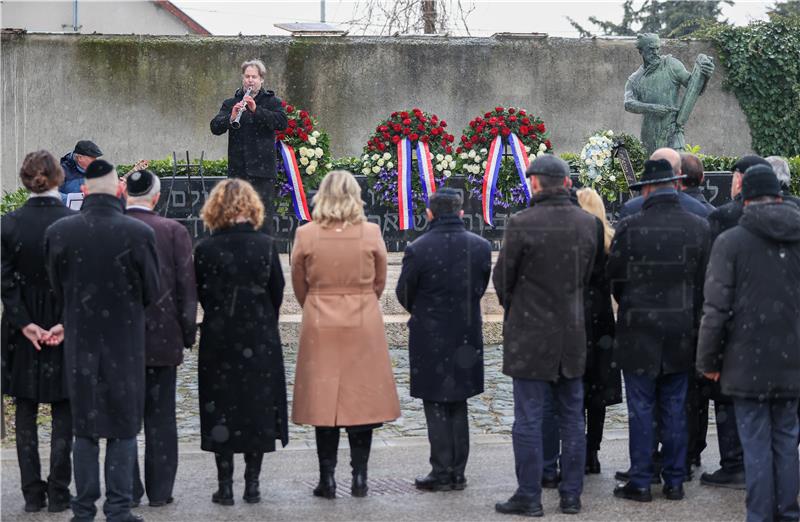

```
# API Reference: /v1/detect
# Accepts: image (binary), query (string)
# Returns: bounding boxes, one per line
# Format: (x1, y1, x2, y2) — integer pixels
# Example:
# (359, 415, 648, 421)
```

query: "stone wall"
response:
(1, 32, 750, 189)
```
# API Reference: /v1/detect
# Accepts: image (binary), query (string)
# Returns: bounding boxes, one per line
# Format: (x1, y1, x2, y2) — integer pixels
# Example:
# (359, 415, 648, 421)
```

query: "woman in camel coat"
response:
(291, 170, 400, 499)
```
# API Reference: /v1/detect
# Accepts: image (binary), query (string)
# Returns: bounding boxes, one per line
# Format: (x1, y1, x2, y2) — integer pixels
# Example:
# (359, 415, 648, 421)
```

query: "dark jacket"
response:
(696, 202, 800, 399)
(619, 191, 711, 219)
(194, 224, 288, 453)
(1, 197, 75, 402)
(493, 188, 600, 381)
(396, 215, 492, 402)
(45, 194, 160, 438)
(708, 195, 744, 244)
(210, 88, 288, 179)
(58, 153, 84, 196)
(126, 208, 198, 366)
(682, 186, 716, 213)
(607, 190, 710, 378)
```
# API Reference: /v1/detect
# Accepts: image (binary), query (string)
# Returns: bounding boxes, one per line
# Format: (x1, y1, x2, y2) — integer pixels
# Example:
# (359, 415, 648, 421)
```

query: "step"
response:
(277, 313, 504, 347)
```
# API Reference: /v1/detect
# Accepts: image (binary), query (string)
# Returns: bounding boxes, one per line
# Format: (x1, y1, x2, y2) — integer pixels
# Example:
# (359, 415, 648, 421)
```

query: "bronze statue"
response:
(624, 33, 715, 154)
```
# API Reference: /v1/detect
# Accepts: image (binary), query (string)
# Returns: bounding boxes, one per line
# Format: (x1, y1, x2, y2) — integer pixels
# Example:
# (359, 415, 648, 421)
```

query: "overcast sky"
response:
(173, 0, 774, 37)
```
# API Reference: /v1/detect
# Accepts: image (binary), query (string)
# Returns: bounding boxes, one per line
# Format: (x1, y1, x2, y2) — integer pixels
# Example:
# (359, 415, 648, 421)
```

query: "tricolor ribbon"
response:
(481, 133, 532, 225)
(396, 138, 415, 230)
(277, 141, 312, 221)
(415, 140, 437, 205)
(508, 132, 532, 203)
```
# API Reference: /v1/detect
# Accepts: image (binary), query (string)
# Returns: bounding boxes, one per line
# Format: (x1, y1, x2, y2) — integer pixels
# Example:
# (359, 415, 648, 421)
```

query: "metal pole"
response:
(320, 0, 326, 23)
(73, 0, 79, 32)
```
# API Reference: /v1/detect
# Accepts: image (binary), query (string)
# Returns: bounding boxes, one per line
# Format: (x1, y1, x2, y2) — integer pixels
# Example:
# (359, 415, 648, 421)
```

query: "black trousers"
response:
(15, 398, 72, 505)
(315, 426, 374, 473)
(214, 452, 264, 482)
(245, 176, 276, 234)
(686, 375, 710, 463)
(133, 366, 178, 504)
(585, 404, 605, 452)
(423, 400, 470, 480)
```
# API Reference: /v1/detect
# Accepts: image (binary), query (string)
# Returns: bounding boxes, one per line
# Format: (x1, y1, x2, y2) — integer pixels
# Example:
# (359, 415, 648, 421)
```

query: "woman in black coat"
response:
(1, 151, 75, 512)
(577, 189, 622, 474)
(194, 179, 289, 506)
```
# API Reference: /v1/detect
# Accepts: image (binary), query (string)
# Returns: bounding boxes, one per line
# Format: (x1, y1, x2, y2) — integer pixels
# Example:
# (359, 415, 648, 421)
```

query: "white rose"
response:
(444, 154, 452, 162)
(435, 163, 444, 172)
(473, 156, 481, 163)
(362, 154, 370, 161)
(436, 154, 444, 162)
(482, 161, 488, 169)
(300, 157, 309, 166)
(529, 154, 537, 163)
(315, 147, 324, 158)
(312, 130, 320, 138)
(305, 148, 316, 158)
(371, 154, 380, 161)
(443, 170, 451, 177)
(585, 158, 593, 165)
(449, 161, 456, 169)
(371, 165, 380, 173)
(607, 130, 614, 136)
(537, 151, 545, 157)
(383, 152, 391, 161)
(387, 161, 394, 169)
(459, 153, 469, 160)
(609, 175, 616, 181)
(306, 165, 316, 174)
(308, 136, 317, 146)
(310, 160, 318, 168)
(539, 143, 547, 152)
(326, 163, 332, 169)
(468, 150, 476, 158)
(480, 148, 488, 155)
(438, 161, 449, 170)
(298, 146, 307, 156)
(524, 146, 531, 153)
(377, 159, 385, 167)
(361, 167, 371, 175)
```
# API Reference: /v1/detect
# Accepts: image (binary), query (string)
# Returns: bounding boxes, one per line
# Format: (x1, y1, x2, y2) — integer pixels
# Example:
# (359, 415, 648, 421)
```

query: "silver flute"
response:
(231, 87, 252, 129)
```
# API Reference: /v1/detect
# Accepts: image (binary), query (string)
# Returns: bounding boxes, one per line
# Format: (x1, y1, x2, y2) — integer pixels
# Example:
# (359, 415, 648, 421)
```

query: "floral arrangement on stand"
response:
(360, 108, 456, 229)
(577, 130, 645, 202)
(456, 106, 553, 224)
(274, 101, 333, 219)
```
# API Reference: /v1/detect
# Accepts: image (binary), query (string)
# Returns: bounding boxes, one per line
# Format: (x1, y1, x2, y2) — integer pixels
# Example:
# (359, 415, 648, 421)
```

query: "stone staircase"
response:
(276, 253, 504, 346)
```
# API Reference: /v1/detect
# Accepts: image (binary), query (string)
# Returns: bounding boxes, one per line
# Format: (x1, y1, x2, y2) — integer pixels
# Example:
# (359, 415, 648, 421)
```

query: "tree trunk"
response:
(422, 0, 436, 34)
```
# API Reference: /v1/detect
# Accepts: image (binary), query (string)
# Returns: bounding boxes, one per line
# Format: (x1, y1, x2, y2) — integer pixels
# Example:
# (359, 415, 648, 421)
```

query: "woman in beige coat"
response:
(291, 170, 401, 499)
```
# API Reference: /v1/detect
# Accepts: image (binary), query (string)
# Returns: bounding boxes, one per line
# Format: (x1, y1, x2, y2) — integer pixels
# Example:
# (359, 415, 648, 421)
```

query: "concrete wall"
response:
(1, 33, 751, 189)
(1, 1, 195, 35)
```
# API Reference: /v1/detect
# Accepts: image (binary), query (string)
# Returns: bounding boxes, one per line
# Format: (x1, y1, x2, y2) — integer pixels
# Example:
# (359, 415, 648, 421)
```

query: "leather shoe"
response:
(700, 468, 746, 490)
(117, 515, 144, 522)
(48, 501, 71, 513)
(615, 469, 660, 484)
(560, 496, 582, 514)
(495, 495, 544, 517)
(414, 473, 453, 492)
(541, 474, 560, 489)
(24, 498, 46, 513)
(663, 484, 685, 500)
(351, 469, 368, 498)
(148, 497, 174, 508)
(585, 450, 601, 474)
(243, 480, 261, 503)
(212, 481, 234, 506)
(613, 482, 653, 502)
(313, 471, 336, 499)
(451, 474, 467, 491)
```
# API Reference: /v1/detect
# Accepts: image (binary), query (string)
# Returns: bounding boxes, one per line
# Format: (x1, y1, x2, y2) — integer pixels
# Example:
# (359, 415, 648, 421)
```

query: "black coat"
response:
(210, 88, 288, 179)
(607, 191, 710, 378)
(396, 216, 491, 402)
(45, 194, 160, 438)
(1, 197, 75, 402)
(493, 189, 601, 381)
(708, 195, 743, 243)
(126, 208, 198, 366)
(194, 224, 288, 453)
(696, 202, 800, 399)
(683, 186, 716, 213)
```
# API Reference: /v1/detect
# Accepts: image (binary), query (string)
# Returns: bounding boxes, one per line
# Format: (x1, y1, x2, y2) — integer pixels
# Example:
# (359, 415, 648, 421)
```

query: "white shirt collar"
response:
(29, 189, 61, 199)
(126, 204, 154, 212)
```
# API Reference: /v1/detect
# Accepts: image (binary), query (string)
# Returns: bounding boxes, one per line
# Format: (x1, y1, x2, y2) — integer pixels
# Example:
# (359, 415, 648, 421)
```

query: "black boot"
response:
(349, 428, 372, 498)
(314, 427, 339, 499)
(212, 453, 234, 506)
(585, 449, 601, 474)
(243, 452, 263, 504)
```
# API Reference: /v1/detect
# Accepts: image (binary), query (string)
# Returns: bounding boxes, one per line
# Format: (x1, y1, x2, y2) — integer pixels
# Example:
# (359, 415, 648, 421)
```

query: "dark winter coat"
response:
(210, 88, 288, 179)
(58, 153, 85, 196)
(396, 215, 492, 402)
(493, 188, 601, 382)
(619, 191, 711, 219)
(607, 190, 710, 378)
(194, 224, 288, 453)
(44, 194, 160, 438)
(1, 197, 75, 402)
(126, 208, 198, 366)
(707, 195, 743, 244)
(682, 186, 716, 213)
(696, 202, 800, 399)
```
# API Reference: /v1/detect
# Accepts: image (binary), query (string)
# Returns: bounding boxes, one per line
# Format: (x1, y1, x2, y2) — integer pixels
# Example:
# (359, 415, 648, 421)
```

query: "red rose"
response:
(445, 146, 453, 154)
(471, 135, 479, 143)
(447, 134, 454, 142)
(431, 127, 441, 136)
(441, 139, 448, 147)
(479, 136, 487, 143)
(393, 124, 402, 132)
(522, 117, 530, 125)
(300, 110, 308, 118)
(286, 105, 295, 113)
(519, 110, 527, 116)
(286, 128, 295, 137)
(509, 115, 518, 122)
(281, 100, 287, 107)
(403, 118, 412, 125)
(508, 108, 516, 114)
(495, 106, 504, 113)
(400, 111, 409, 119)
(417, 124, 425, 131)
(440, 121, 447, 128)
(469, 121, 478, 129)
(410, 133, 419, 141)
(484, 112, 492, 118)
(377, 143, 386, 151)
(432, 115, 439, 123)
(402, 128, 411, 135)
(501, 127, 511, 137)
(298, 130, 307, 140)
(490, 128, 499, 136)
(276, 132, 285, 140)
(391, 112, 398, 118)
(420, 135, 429, 143)
(537, 123, 546, 133)
(463, 142, 473, 150)
(382, 132, 390, 140)
(461, 136, 469, 143)
(488, 117, 498, 125)
(545, 139, 552, 149)
(456, 146, 463, 153)
(412, 107, 421, 114)
(519, 126, 529, 135)
(288, 120, 297, 128)
(418, 116, 427, 123)
(392, 135, 401, 144)
(379, 125, 388, 132)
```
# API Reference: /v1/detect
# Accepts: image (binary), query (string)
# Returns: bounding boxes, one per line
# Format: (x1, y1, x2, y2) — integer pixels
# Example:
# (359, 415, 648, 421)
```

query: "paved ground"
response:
(1, 432, 745, 521)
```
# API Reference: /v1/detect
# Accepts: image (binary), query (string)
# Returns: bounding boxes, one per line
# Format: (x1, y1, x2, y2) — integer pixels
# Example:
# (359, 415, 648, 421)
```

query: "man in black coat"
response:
(210, 59, 288, 233)
(45, 160, 160, 522)
(679, 152, 715, 212)
(124, 170, 198, 508)
(395, 188, 491, 493)
(696, 165, 800, 522)
(608, 159, 710, 503)
(699, 154, 770, 491)
(493, 155, 601, 517)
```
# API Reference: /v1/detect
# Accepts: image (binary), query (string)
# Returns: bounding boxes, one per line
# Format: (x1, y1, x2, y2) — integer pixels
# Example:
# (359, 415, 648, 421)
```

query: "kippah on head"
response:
(126, 169, 156, 197)
(636, 33, 660, 49)
(84, 159, 114, 179)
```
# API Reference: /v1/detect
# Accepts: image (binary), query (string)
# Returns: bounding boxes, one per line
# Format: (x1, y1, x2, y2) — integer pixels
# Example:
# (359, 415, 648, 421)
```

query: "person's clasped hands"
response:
(21, 323, 64, 351)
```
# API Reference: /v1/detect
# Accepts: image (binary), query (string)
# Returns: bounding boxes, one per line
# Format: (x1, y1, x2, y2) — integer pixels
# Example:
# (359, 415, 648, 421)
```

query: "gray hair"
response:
(765, 156, 791, 189)
(126, 174, 161, 204)
(84, 171, 119, 195)
(241, 59, 266, 78)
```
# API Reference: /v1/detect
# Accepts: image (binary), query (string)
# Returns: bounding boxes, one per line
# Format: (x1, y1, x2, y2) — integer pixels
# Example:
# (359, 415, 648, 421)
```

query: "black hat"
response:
(732, 154, 769, 174)
(741, 164, 781, 201)
(526, 154, 570, 178)
(73, 140, 103, 158)
(126, 169, 157, 197)
(629, 159, 686, 190)
(84, 159, 115, 179)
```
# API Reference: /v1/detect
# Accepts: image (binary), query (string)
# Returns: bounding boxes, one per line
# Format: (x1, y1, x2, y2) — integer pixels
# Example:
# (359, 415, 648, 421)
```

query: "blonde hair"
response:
(577, 187, 614, 253)
(201, 179, 264, 232)
(311, 170, 366, 228)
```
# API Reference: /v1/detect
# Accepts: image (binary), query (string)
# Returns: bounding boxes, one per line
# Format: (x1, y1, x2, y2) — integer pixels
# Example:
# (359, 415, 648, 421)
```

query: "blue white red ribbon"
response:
(396, 138, 414, 230)
(481, 136, 504, 226)
(508, 132, 532, 203)
(415, 141, 437, 205)
(277, 141, 312, 221)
